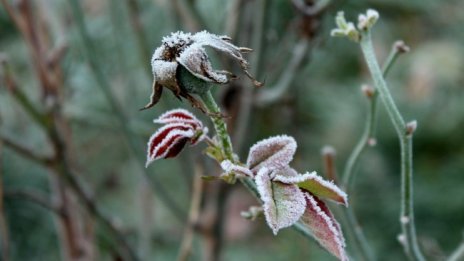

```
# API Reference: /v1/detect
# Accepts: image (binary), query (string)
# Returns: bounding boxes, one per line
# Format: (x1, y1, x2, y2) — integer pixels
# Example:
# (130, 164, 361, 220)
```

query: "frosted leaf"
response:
(274, 171, 348, 206)
(255, 168, 306, 235)
(247, 135, 297, 173)
(300, 193, 347, 261)
(154, 108, 203, 129)
(220, 160, 253, 178)
(146, 123, 194, 167)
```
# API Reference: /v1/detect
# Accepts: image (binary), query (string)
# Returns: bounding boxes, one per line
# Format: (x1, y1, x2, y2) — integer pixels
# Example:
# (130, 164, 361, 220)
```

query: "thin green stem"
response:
(199, 91, 234, 161)
(342, 41, 404, 190)
(339, 40, 405, 261)
(448, 237, 464, 261)
(360, 30, 425, 261)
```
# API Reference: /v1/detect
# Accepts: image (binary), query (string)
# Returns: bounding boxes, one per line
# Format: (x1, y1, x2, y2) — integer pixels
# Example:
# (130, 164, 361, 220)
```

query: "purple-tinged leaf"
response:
(146, 123, 194, 167)
(300, 193, 347, 261)
(247, 135, 297, 173)
(154, 108, 203, 129)
(255, 167, 306, 235)
(220, 160, 253, 178)
(274, 171, 348, 206)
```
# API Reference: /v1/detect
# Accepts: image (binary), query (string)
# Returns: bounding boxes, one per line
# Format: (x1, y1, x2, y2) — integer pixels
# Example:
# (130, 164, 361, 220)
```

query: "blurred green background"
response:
(0, 0, 463, 260)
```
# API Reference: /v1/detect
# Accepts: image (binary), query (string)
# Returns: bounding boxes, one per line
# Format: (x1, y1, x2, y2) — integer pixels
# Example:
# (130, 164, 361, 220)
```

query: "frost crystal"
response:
(301, 193, 347, 261)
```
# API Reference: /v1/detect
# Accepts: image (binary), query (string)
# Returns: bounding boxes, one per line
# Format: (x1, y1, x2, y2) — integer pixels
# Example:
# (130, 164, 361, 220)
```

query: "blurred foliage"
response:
(1, 0, 464, 260)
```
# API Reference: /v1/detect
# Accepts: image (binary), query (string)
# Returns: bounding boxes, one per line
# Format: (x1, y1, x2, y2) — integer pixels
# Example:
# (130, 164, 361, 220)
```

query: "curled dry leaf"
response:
(300, 193, 347, 261)
(146, 108, 207, 167)
(247, 135, 297, 173)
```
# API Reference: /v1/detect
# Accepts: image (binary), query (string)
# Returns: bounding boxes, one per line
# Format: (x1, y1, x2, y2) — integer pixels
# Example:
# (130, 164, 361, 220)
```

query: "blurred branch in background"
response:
(448, 233, 464, 261)
(0, 138, 10, 261)
(177, 160, 204, 261)
(67, 0, 186, 222)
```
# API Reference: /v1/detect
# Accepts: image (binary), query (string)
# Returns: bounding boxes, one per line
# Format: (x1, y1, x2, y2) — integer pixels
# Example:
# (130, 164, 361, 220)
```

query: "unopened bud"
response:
(394, 40, 410, 53)
(361, 84, 375, 98)
(367, 138, 377, 146)
(321, 145, 336, 156)
(397, 234, 406, 246)
(358, 9, 379, 31)
(400, 215, 410, 224)
(406, 120, 418, 136)
(240, 206, 263, 221)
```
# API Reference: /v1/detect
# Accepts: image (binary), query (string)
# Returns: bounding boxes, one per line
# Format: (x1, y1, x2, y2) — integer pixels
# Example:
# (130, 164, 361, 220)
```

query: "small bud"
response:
(406, 120, 418, 136)
(361, 84, 375, 98)
(358, 9, 379, 31)
(367, 138, 377, 147)
(321, 145, 336, 157)
(400, 215, 410, 224)
(331, 11, 360, 42)
(394, 40, 410, 53)
(240, 206, 263, 221)
(397, 234, 407, 246)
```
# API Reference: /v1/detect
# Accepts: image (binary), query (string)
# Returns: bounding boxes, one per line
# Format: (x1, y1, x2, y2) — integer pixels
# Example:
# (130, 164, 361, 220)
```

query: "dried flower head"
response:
(146, 109, 207, 167)
(142, 31, 262, 112)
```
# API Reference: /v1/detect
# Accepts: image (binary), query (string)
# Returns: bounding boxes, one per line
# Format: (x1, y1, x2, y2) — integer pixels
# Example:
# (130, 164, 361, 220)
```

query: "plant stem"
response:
(338, 40, 405, 261)
(448, 237, 464, 261)
(360, 30, 425, 261)
(199, 91, 234, 161)
(198, 89, 322, 245)
(342, 41, 403, 190)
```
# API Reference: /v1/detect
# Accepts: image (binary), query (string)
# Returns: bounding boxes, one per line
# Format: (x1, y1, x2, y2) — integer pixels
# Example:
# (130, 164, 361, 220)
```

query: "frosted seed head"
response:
(321, 145, 336, 156)
(400, 215, 410, 224)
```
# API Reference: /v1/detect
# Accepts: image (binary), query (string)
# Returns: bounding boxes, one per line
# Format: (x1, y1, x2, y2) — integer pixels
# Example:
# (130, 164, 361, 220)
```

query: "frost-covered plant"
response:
(143, 31, 348, 260)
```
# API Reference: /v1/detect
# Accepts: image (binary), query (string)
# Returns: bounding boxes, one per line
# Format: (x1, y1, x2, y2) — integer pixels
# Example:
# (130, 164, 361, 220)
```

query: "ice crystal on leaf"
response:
(142, 31, 262, 112)
(247, 135, 297, 173)
(220, 160, 253, 178)
(301, 193, 348, 261)
(256, 167, 306, 235)
(239, 135, 348, 260)
(146, 109, 207, 167)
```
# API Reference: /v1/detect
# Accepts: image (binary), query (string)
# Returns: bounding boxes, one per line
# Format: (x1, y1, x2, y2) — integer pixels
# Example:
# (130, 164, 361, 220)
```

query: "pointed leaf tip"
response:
(247, 135, 297, 173)
(274, 171, 348, 206)
(300, 193, 347, 261)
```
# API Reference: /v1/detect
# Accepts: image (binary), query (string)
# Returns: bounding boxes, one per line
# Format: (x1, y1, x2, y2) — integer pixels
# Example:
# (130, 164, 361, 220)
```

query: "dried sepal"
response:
(300, 193, 347, 261)
(247, 135, 297, 173)
(256, 167, 306, 235)
(274, 171, 348, 206)
(220, 160, 253, 178)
